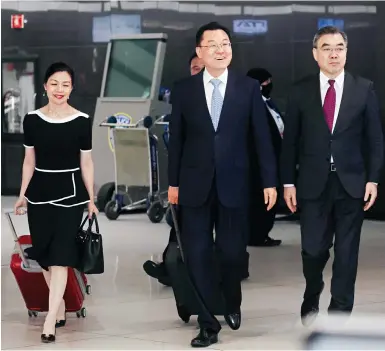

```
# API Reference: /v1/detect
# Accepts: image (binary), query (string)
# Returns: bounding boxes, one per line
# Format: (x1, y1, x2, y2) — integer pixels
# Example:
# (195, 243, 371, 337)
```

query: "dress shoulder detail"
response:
(28, 110, 89, 123)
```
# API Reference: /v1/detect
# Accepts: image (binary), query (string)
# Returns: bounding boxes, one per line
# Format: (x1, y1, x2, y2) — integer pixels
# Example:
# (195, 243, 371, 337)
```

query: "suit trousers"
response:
(180, 178, 248, 331)
(248, 188, 278, 245)
(299, 172, 364, 312)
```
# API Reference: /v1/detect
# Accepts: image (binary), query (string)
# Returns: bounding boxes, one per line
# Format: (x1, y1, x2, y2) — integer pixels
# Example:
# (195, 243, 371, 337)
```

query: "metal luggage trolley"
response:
(151, 115, 174, 227)
(99, 117, 168, 222)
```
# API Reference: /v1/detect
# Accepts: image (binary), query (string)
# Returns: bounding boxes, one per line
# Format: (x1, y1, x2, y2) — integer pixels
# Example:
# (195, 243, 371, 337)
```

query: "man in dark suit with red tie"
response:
(281, 26, 384, 326)
(168, 22, 277, 347)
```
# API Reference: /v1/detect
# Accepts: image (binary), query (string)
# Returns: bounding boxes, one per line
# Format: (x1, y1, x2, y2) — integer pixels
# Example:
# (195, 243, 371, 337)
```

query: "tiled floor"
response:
(1, 196, 385, 350)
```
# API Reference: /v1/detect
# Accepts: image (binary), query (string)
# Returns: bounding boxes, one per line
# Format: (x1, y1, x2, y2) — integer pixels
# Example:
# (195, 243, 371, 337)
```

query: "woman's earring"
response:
(43, 91, 47, 97)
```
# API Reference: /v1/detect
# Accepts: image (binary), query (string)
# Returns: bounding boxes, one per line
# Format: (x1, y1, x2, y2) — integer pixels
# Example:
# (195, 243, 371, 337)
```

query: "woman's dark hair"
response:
(44, 62, 75, 84)
(195, 22, 231, 47)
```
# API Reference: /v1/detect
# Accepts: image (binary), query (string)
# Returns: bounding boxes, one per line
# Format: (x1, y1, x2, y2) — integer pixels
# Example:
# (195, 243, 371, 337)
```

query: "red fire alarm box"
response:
(11, 14, 25, 29)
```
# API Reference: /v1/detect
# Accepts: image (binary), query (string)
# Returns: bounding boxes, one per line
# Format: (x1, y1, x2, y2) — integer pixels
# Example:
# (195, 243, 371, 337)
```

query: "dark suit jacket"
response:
(250, 103, 283, 191)
(168, 69, 277, 208)
(280, 72, 384, 200)
(264, 102, 283, 161)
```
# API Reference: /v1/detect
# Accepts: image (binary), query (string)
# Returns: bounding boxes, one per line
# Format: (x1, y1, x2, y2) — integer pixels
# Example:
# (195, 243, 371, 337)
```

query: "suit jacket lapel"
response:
(310, 74, 331, 135)
(333, 72, 354, 134)
(216, 69, 236, 133)
(194, 71, 215, 133)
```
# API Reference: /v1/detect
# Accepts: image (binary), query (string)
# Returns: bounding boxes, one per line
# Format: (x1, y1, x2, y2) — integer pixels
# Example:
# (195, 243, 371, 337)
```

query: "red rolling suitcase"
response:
(6, 211, 91, 318)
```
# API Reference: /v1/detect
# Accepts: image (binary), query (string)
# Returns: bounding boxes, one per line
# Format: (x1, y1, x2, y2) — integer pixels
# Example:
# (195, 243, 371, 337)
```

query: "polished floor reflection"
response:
(1, 196, 385, 350)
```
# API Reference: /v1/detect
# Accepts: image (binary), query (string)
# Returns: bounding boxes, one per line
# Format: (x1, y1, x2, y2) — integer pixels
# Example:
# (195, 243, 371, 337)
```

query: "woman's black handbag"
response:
(77, 214, 104, 274)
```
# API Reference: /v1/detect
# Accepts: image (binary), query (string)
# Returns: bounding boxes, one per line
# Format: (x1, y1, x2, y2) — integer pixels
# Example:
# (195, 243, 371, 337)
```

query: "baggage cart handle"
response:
(169, 205, 185, 262)
(4, 210, 30, 268)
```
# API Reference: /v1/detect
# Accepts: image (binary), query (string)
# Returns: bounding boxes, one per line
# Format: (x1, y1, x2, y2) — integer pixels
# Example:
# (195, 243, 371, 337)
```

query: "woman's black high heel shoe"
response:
(55, 318, 66, 328)
(56, 308, 67, 328)
(41, 331, 56, 343)
(41, 320, 56, 343)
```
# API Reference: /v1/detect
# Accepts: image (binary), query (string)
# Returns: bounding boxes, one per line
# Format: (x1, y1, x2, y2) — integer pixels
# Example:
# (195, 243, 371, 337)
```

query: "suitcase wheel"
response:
(86, 285, 91, 295)
(28, 310, 38, 317)
(177, 304, 191, 323)
(76, 307, 87, 318)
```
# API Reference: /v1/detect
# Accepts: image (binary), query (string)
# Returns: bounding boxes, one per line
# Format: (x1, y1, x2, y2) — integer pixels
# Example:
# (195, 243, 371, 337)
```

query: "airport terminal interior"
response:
(1, 196, 384, 350)
(1, 0, 385, 349)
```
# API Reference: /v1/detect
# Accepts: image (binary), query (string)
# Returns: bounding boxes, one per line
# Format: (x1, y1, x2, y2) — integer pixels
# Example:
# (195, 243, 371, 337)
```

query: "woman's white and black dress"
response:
(23, 110, 92, 270)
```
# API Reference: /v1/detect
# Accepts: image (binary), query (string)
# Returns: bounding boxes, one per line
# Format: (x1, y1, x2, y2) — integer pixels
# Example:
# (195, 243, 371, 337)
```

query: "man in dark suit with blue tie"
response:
(168, 22, 278, 347)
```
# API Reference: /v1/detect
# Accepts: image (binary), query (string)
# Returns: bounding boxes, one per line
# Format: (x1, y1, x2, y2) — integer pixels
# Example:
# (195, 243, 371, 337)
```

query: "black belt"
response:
(330, 163, 336, 172)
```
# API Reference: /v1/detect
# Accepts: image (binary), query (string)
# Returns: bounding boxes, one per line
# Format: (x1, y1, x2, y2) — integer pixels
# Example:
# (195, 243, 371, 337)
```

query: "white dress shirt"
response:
(284, 70, 344, 187)
(320, 70, 345, 163)
(203, 68, 228, 115)
(262, 95, 284, 137)
(320, 70, 344, 139)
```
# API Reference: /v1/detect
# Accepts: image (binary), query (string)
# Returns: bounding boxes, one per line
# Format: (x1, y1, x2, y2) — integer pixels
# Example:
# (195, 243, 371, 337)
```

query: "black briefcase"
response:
(164, 206, 225, 323)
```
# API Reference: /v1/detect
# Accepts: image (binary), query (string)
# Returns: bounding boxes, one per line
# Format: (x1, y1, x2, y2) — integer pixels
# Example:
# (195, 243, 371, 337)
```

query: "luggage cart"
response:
(152, 115, 173, 227)
(150, 115, 171, 218)
(99, 117, 167, 222)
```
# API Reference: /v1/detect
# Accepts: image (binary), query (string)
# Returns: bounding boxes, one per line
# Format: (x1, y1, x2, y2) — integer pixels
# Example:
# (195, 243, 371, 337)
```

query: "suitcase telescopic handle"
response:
(169, 204, 185, 262)
(5, 211, 30, 268)
(169, 204, 219, 328)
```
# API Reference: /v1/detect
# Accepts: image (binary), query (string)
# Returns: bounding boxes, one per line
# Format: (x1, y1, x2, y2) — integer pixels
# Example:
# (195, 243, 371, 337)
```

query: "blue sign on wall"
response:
(318, 18, 344, 31)
(233, 19, 268, 35)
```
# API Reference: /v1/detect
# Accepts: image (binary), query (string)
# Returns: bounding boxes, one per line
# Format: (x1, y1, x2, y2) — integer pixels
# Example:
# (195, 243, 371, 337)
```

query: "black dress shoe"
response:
(224, 311, 241, 330)
(158, 275, 171, 287)
(253, 237, 282, 247)
(191, 328, 218, 348)
(143, 260, 166, 279)
(41, 333, 56, 343)
(301, 282, 325, 326)
(328, 299, 353, 315)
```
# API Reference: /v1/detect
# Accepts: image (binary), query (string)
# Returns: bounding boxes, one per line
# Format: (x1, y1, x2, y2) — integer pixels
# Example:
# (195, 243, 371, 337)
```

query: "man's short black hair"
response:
(189, 52, 198, 65)
(195, 22, 231, 47)
(246, 68, 272, 83)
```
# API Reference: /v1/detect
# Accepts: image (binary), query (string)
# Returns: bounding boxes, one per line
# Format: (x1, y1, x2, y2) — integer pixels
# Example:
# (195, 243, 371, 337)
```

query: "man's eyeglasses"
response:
(199, 42, 232, 53)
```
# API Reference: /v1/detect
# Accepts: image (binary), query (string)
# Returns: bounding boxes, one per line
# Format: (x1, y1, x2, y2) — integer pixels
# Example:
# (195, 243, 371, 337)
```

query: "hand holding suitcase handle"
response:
(14, 197, 27, 215)
(5, 210, 30, 269)
(169, 205, 185, 263)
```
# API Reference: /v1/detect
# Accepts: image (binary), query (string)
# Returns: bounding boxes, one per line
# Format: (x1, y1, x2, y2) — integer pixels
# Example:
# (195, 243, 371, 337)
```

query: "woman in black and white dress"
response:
(14, 62, 98, 343)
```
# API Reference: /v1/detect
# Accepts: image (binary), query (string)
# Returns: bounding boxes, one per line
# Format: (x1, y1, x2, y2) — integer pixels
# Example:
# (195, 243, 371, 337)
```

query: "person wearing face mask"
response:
(168, 22, 277, 347)
(246, 68, 283, 247)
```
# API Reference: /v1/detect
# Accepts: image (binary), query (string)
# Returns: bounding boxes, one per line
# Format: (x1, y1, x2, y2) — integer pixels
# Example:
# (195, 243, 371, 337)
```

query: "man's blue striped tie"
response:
(210, 79, 223, 131)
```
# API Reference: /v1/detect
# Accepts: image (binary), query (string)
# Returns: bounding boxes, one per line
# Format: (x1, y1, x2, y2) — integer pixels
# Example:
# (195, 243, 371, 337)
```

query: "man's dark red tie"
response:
(323, 79, 336, 132)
